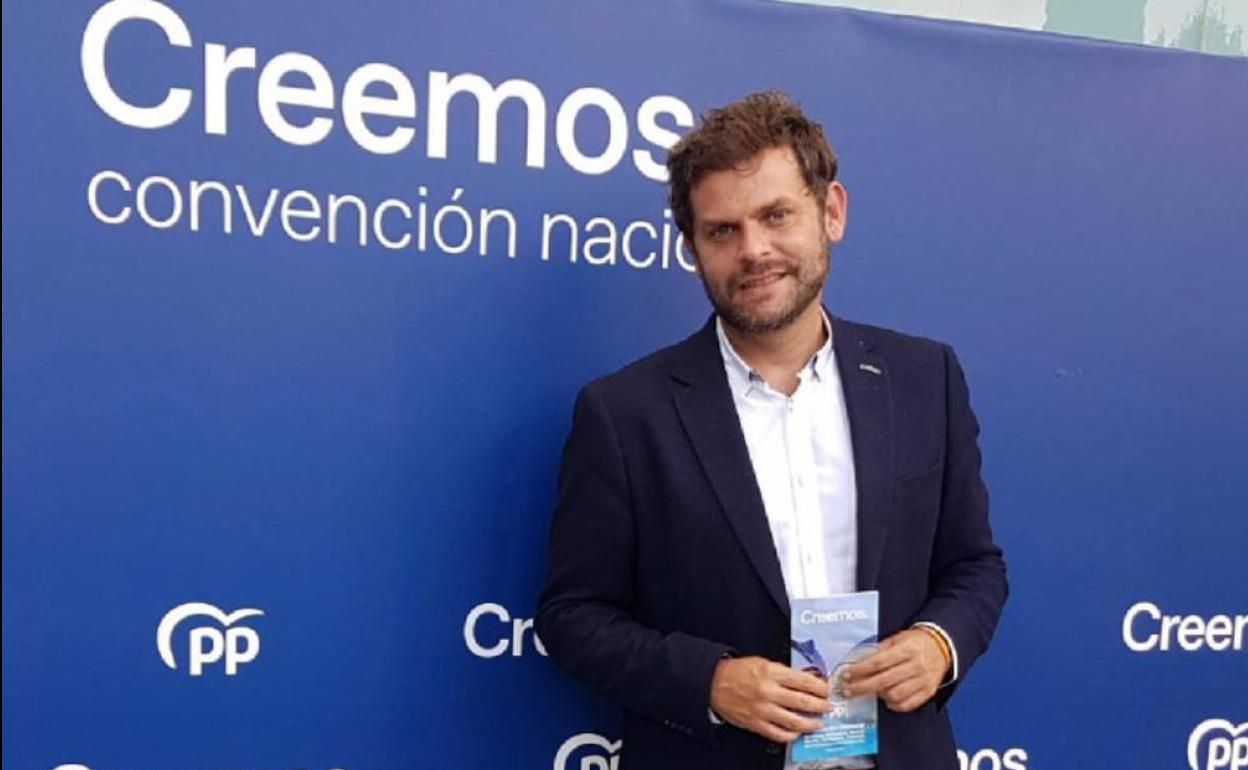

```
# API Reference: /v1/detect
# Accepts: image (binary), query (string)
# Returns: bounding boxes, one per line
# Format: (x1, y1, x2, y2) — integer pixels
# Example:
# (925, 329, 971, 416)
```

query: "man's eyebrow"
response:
(751, 196, 797, 215)
(699, 197, 799, 229)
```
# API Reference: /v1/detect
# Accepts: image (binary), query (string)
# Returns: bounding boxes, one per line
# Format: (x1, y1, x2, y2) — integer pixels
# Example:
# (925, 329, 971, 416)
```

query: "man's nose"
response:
(737, 221, 771, 262)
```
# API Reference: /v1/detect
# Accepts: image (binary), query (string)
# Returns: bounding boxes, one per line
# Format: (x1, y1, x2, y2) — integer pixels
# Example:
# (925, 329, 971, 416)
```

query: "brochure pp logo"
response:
(1189, 719, 1248, 770)
(157, 602, 264, 675)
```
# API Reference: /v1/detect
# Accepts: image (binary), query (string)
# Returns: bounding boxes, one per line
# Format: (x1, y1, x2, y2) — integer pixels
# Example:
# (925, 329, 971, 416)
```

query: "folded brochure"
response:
(788, 590, 879, 769)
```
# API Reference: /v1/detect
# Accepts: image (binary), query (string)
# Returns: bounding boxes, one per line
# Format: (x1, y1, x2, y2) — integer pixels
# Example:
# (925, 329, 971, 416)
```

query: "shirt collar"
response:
(715, 310, 835, 396)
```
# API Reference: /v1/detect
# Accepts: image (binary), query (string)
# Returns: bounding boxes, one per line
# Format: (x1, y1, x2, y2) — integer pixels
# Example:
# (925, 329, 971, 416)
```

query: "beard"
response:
(698, 239, 830, 335)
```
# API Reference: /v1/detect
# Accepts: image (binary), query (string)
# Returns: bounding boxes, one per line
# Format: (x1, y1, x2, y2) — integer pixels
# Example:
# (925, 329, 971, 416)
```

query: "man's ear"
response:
(823, 181, 849, 243)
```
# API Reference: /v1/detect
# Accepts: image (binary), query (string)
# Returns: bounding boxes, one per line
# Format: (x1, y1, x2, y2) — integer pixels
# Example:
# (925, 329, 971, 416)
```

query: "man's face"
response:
(688, 146, 847, 335)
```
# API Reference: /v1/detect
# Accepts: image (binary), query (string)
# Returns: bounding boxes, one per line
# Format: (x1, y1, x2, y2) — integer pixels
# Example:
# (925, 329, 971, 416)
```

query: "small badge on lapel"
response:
(858, 363, 883, 376)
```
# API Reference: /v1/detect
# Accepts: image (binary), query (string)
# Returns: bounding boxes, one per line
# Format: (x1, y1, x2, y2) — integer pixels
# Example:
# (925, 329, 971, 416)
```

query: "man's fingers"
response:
(894, 691, 931, 713)
(771, 664, 830, 698)
(844, 644, 908, 681)
(883, 678, 926, 708)
(758, 722, 801, 744)
(884, 684, 932, 713)
(846, 659, 916, 697)
(772, 686, 831, 715)
(762, 703, 824, 735)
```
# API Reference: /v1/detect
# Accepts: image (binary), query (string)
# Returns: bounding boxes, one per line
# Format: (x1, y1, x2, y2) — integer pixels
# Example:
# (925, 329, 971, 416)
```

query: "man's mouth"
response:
(737, 272, 788, 291)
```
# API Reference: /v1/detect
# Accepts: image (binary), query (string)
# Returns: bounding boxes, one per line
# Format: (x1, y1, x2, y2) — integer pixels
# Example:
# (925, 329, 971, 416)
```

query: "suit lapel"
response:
(831, 316, 894, 592)
(670, 319, 790, 617)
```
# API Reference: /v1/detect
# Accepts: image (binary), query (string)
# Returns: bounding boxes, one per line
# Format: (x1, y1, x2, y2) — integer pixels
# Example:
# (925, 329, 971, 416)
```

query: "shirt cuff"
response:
(709, 707, 724, 725)
(913, 621, 959, 686)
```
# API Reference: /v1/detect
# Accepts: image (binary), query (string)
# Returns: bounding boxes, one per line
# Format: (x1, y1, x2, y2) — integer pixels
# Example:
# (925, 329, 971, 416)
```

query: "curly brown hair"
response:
(666, 90, 839, 241)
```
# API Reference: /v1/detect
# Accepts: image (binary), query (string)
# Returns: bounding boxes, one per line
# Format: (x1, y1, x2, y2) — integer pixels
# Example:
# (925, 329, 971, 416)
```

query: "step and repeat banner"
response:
(3, 1, 1245, 769)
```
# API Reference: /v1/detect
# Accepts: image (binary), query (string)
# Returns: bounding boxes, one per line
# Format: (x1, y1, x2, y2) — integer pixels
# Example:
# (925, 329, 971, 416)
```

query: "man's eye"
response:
(709, 225, 733, 239)
(767, 208, 791, 224)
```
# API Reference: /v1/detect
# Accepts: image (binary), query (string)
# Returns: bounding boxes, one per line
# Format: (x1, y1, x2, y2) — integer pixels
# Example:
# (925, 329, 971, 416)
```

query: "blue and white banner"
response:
(3, 2, 1245, 769)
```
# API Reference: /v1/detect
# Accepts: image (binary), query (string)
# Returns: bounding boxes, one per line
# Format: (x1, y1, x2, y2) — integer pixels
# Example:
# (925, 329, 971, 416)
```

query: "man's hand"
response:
(709, 656, 830, 743)
(841, 628, 948, 712)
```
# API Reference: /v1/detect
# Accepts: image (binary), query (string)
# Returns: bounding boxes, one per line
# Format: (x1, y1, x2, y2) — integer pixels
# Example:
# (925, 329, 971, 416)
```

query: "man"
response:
(536, 91, 1007, 770)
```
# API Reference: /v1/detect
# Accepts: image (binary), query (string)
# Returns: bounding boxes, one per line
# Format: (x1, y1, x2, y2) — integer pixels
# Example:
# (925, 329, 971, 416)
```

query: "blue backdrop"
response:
(4, 2, 1245, 770)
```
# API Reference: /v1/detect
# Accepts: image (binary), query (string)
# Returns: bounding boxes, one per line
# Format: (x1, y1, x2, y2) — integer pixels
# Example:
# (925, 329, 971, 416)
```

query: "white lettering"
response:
(622, 220, 658, 268)
(82, 0, 192, 129)
(1124, 601, 1247, 653)
(342, 63, 417, 155)
(135, 175, 182, 229)
(1123, 601, 1162, 651)
(1003, 749, 1029, 770)
(327, 194, 368, 246)
(583, 217, 617, 266)
(556, 87, 628, 176)
(238, 186, 280, 236)
(257, 52, 335, 146)
(280, 189, 322, 241)
(632, 95, 694, 182)
(223, 627, 261, 675)
(82, 9, 697, 180)
(189, 179, 232, 233)
(541, 213, 578, 262)
(464, 602, 510, 658)
(1206, 615, 1234, 652)
(427, 72, 546, 167)
(204, 43, 257, 135)
(800, 608, 869, 625)
(373, 199, 412, 250)
(478, 208, 517, 258)
(87, 169, 132, 224)
(156, 602, 264, 675)
(958, 748, 1029, 770)
(464, 602, 548, 658)
(188, 626, 223, 676)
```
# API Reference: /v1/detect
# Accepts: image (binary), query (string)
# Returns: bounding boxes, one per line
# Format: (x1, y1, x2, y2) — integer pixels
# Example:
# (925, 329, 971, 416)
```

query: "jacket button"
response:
(765, 742, 783, 755)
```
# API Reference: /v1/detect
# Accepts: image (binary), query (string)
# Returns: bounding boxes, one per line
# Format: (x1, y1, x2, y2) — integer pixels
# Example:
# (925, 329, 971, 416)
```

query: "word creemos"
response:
(1122, 602, 1247, 652)
(957, 747, 1029, 770)
(156, 601, 264, 675)
(463, 602, 546, 658)
(82, 0, 693, 180)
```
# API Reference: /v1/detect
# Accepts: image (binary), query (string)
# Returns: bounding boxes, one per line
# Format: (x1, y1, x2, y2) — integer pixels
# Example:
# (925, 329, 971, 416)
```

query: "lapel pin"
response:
(858, 363, 882, 376)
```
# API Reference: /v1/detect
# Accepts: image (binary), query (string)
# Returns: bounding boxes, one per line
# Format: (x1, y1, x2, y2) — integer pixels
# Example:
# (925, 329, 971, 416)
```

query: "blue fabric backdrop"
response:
(4, 2, 1245, 769)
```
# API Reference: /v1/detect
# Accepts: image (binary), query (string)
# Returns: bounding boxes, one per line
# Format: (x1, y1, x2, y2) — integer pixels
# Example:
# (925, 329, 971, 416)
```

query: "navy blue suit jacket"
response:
(536, 315, 1008, 770)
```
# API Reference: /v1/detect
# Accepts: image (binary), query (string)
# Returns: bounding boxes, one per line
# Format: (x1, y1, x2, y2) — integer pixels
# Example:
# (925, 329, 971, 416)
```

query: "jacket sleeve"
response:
(535, 383, 732, 745)
(913, 344, 1009, 708)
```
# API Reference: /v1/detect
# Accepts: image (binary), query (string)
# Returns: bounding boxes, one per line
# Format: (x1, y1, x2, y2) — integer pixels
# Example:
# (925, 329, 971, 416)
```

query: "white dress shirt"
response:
(713, 313, 957, 769)
(716, 315, 858, 601)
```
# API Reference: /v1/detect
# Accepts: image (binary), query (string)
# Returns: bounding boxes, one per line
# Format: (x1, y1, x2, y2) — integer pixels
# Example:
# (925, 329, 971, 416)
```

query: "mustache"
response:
(738, 259, 794, 276)
(733, 261, 795, 288)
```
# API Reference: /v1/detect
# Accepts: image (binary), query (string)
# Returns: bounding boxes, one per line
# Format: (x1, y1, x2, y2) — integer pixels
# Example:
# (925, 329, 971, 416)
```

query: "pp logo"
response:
(554, 733, 621, 770)
(1189, 719, 1248, 770)
(156, 602, 264, 676)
